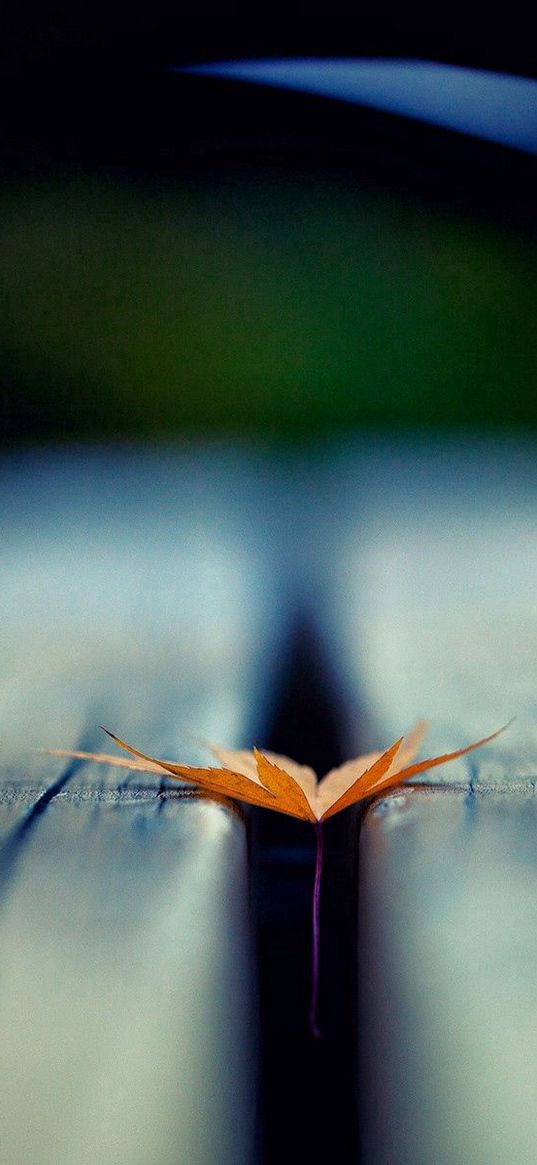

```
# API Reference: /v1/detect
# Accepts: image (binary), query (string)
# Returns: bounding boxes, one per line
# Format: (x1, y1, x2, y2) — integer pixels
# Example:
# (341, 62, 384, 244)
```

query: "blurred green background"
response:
(2, 0, 537, 445)
(3, 24, 537, 451)
(2, 161, 536, 442)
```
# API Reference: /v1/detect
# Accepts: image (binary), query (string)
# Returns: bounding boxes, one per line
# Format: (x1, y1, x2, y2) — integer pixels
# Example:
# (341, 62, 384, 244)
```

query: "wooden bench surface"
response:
(309, 436, 537, 1164)
(3, 437, 537, 1164)
(0, 445, 289, 1165)
(359, 785, 537, 1165)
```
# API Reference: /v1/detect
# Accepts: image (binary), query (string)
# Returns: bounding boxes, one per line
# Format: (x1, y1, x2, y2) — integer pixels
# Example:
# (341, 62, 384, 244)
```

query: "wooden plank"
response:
(309, 437, 537, 1162)
(0, 786, 255, 1165)
(0, 445, 288, 1164)
(359, 785, 537, 1165)
(309, 435, 537, 766)
(0, 444, 289, 771)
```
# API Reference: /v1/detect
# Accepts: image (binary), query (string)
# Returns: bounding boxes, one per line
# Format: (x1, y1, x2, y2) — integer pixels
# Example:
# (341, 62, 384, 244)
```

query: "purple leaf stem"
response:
(309, 820, 324, 1039)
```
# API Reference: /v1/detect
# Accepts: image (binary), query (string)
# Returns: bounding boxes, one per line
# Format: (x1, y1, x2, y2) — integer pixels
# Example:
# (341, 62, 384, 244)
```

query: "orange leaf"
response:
(46, 720, 511, 821)
(320, 737, 404, 820)
(254, 748, 317, 821)
(367, 720, 513, 796)
(98, 729, 279, 812)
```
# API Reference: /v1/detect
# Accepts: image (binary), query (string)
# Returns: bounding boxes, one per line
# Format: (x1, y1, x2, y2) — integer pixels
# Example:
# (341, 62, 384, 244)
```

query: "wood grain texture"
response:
(308, 437, 537, 1163)
(0, 784, 255, 1165)
(0, 445, 291, 1165)
(359, 786, 537, 1165)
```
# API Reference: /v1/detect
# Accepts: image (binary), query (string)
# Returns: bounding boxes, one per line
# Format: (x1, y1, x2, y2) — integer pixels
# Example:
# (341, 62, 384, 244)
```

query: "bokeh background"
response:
(2, 6, 536, 444)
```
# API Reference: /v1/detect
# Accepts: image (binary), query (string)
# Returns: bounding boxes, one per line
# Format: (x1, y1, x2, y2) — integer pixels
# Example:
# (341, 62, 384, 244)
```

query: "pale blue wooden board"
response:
(307, 435, 537, 777)
(0, 787, 255, 1165)
(359, 786, 537, 1165)
(0, 443, 293, 1165)
(305, 436, 537, 1163)
(0, 443, 291, 775)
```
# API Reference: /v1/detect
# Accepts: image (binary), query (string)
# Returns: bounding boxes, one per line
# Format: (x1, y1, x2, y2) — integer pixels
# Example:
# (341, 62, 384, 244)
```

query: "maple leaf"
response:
(49, 718, 508, 820)
(48, 719, 509, 1039)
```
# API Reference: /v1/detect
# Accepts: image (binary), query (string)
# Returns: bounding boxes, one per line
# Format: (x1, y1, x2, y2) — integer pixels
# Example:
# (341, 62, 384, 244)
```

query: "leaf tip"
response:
(100, 725, 117, 742)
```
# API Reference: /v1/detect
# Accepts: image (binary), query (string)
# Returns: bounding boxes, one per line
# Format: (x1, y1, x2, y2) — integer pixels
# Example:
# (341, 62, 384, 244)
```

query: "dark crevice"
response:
(250, 612, 366, 1165)
(261, 611, 347, 777)
(0, 725, 100, 902)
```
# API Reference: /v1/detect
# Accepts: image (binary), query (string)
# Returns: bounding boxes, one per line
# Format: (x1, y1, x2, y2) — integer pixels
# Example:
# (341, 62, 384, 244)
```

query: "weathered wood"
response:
(0, 445, 290, 1165)
(0, 444, 289, 770)
(0, 784, 255, 1165)
(359, 785, 537, 1165)
(310, 435, 537, 767)
(310, 437, 537, 1163)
